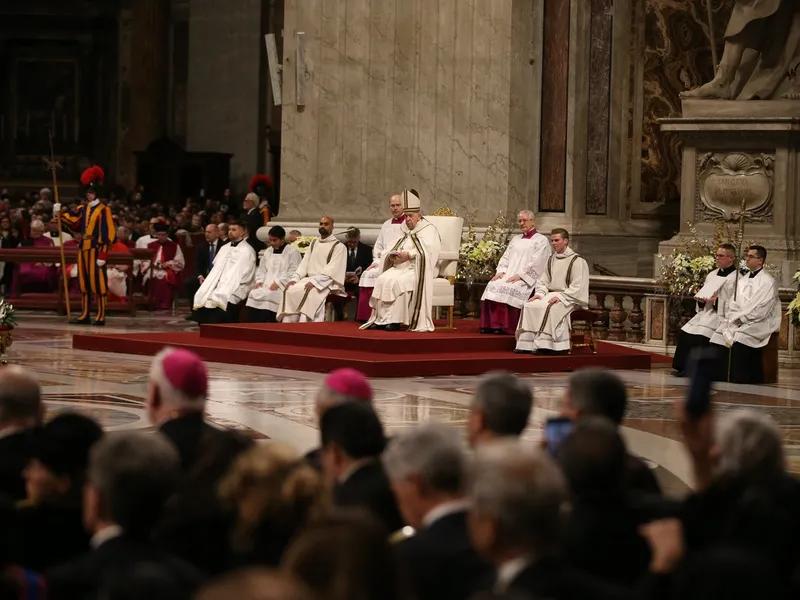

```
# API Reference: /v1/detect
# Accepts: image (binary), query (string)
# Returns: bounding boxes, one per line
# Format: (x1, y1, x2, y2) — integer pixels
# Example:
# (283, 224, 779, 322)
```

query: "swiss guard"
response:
(53, 165, 116, 325)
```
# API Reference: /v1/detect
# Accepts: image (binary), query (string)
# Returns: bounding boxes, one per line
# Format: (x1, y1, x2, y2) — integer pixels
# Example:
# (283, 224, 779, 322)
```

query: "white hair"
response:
(30, 219, 45, 232)
(715, 408, 784, 482)
(518, 210, 535, 220)
(148, 347, 206, 411)
(382, 423, 467, 494)
(469, 439, 566, 551)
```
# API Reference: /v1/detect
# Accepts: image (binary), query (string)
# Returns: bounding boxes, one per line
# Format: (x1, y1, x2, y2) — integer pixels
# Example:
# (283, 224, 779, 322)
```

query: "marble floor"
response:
(5, 312, 800, 497)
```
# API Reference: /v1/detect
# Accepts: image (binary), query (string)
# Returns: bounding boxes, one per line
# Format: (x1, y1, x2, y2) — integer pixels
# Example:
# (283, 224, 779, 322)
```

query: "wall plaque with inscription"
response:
(696, 152, 774, 222)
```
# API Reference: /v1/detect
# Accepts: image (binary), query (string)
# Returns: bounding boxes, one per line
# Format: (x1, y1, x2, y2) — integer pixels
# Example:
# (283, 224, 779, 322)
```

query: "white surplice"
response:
(681, 267, 738, 339)
(481, 231, 551, 309)
(515, 248, 589, 352)
(710, 268, 782, 349)
(360, 219, 442, 332)
(193, 241, 256, 310)
(359, 218, 405, 289)
(278, 236, 347, 322)
(245, 244, 302, 313)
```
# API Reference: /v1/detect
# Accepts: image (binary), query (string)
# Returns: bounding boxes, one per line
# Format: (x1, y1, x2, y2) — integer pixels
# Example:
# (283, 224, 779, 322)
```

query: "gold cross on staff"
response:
(43, 156, 63, 172)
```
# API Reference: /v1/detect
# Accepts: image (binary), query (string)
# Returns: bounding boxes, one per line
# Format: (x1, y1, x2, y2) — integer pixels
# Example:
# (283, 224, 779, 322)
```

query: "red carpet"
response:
(73, 320, 659, 377)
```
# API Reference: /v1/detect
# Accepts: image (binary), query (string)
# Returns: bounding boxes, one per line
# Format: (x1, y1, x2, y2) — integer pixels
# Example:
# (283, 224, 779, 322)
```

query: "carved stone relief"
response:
(694, 152, 774, 223)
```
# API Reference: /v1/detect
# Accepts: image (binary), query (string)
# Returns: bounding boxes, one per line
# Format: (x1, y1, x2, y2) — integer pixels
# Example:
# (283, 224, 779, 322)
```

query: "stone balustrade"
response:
(453, 276, 799, 366)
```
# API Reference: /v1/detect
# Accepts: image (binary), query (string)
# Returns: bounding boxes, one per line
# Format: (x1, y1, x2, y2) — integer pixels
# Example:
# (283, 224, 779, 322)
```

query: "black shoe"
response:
(479, 328, 493, 334)
(385, 323, 400, 332)
(71, 317, 91, 325)
(513, 349, 532, 354)
(92, 320, 105, 327)
(492, 329, 507, 335)
(672, 369, 685, 377)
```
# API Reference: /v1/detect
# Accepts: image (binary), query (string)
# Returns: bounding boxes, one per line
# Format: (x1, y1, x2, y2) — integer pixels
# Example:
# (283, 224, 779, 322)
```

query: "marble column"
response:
(129, 0, 170, 152)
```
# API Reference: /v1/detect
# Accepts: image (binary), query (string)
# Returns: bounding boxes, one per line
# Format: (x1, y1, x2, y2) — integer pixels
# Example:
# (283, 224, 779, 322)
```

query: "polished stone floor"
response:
(5, 312, 800, 497)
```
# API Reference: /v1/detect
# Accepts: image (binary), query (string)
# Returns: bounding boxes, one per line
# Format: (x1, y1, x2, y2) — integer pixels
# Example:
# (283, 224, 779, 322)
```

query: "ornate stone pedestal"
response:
(659, 100, 800, 286)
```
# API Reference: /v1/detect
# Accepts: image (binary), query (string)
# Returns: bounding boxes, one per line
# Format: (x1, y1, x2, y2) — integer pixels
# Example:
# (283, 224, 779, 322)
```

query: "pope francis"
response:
(360, 190, 442, 332)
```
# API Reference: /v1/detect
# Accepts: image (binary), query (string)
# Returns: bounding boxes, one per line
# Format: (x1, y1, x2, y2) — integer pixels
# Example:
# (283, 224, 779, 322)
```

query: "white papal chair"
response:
(426, 211, 464, 330)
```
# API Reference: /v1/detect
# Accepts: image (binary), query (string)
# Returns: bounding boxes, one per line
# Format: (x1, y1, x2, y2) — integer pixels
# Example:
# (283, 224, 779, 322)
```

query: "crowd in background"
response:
(1, 347, 799, 600)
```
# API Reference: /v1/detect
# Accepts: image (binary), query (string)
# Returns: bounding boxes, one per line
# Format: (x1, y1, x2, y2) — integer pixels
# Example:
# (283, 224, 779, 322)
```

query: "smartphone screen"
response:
(685, 347, 717, 418)
(545, 417, 574, 457)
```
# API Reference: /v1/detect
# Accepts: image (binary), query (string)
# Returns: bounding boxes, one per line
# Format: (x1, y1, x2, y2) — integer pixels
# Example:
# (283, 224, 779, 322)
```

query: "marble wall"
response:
(185, 0, 263, 191)
(279, 0, 535, 224)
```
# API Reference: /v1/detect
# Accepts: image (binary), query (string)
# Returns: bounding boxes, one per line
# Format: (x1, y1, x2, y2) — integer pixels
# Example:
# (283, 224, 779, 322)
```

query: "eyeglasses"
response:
(745, 254, 760, 259)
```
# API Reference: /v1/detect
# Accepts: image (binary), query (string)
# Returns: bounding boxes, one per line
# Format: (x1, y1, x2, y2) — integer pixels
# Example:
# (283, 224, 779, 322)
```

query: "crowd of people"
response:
(0, 350, 797, 600)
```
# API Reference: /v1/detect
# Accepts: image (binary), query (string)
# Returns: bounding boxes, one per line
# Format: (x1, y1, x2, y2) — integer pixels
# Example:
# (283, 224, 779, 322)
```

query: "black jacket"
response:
(0, 428, 39, 501)
(195, 238, 228, 280)
(333, 460, 404, 534)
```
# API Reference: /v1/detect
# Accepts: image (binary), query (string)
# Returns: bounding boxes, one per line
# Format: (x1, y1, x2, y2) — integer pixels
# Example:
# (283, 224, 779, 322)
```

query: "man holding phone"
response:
(710, 245, 782, 384)
(672, 244, 738, 376)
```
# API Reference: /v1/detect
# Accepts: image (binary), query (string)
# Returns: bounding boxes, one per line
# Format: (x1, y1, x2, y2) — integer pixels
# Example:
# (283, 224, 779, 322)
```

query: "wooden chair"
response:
(569, 309, 600, 354)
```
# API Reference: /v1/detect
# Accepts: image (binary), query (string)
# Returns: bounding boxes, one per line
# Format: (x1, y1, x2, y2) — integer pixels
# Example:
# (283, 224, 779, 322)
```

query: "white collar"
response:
(495, 555, 534, 593)
(89, 199, 100, 208)
(422, 499, 470, 528)
(90, 525, 123, 550)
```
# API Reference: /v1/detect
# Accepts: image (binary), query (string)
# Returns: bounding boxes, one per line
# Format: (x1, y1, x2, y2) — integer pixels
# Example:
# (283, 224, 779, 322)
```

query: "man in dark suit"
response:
(320, 402, 404, 535)
(146, 347, 252, 575)
(338, 228, 373, 320)
(46, 432, 203, 600)
(467, 371, 533, 447)
(185, 223, 228, 301)
(0, 366, 43, 501)
(243, 193, 265, 254)
(383, 423, 493, 600)
(557, 367, 662, 496)
(468, 440, 629, 600)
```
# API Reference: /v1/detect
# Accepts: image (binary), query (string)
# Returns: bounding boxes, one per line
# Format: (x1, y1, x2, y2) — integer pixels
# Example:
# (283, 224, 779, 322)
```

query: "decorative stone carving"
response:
(695, 152, 774, 223)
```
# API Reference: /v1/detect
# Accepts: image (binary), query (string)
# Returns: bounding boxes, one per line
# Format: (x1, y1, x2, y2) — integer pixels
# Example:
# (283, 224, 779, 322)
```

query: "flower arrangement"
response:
(291, 235, 317, 255)
(0, 298, 17, 329)
(457, 212, 514, 283)
(788, 267, 800, 326)
(657, 222, 743, 297)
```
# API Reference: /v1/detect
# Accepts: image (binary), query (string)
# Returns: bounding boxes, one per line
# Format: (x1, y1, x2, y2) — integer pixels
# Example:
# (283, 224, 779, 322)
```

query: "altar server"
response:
(54, 165, 116, 325)
(190, 220, 257, 324)
(141, 223, 185, 310)
(360, 190, 441, 332)
(245, 225, 302, 323)
(515, 229, 589, 354)
(480, 210, 550, 335)
(710, 245, 782, 384)
(672, 243, 738, 375)
(355, 194, 406, 321)
(278, 216, 347, 323)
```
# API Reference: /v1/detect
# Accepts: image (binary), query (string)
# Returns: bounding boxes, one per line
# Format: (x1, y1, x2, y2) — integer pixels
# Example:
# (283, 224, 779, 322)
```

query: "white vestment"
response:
(193, 241, 257, 310)
(681, 267, 738, 339)
(359, 218, 405, 289)
(515, 249, 590, 352)
(140, 244, 185, 284)
(278, 236, 347, 322)
(50, 232, 73, 247)
(481, 232, 551, 309)
(710, 269, 782, 349)
(246, 244, 302, 313)
(360, 219, 442, 332)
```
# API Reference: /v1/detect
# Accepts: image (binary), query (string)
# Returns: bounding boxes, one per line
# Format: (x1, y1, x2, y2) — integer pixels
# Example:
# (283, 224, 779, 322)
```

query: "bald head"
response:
(0, 366, 43, 428)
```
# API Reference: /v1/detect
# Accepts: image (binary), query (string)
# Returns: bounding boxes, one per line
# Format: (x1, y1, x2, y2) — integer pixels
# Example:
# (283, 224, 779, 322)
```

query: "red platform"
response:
(72, 321, 661, 378)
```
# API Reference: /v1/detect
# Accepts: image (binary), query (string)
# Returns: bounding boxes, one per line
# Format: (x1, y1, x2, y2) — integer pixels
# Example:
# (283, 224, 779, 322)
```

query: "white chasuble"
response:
(710, 269, 782, 349)
(481, 232, 551, 309)
(246, 244, 303, 313)
(193, 241, 257, 310)
(278, 236, 347, 322)
(359, 218, 405, 289)
(516, 249, 589, 352)
(681, 267, 738, 339)
(360, 219, 442, 332)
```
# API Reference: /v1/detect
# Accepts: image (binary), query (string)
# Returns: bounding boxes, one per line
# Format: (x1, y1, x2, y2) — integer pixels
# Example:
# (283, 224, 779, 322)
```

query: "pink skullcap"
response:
(324, 368, 372, 401)
(161, 348, 208, 398)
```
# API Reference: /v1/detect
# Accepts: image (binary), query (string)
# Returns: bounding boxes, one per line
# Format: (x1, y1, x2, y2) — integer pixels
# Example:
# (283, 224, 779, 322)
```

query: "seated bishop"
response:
(671, 243, 738, 376)
(709, 245, 782, 384)
(480, 210, 550, 335)
(278, 216, 347, 323)
(360, 189, 442, 332)
(189, 220, 257, 324)
(515, 229, 589, 354)
(245, 225, 302, 323)
(141, 222, 185, 310)
(356, 194, 406, 321)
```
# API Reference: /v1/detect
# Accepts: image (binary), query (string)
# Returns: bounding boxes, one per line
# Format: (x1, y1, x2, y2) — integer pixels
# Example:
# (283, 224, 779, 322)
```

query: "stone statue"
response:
(682, 0, 800, 100)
